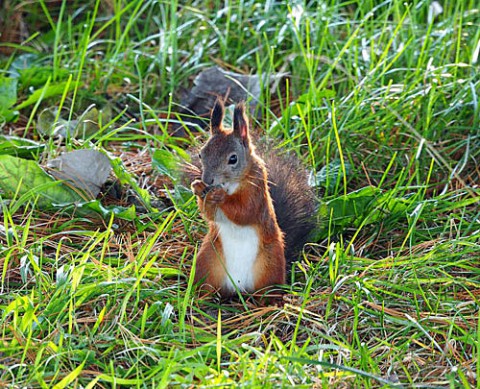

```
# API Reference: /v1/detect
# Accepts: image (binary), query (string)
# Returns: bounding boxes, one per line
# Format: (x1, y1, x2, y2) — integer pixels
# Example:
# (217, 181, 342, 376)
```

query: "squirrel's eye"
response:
(198, 153, 202, 160)
(228, 154, 238, 165)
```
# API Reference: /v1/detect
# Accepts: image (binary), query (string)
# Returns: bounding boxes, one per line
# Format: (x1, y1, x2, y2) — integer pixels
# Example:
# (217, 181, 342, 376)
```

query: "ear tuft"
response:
(210, 99, 225, 134)
(233, 102, 249, 145)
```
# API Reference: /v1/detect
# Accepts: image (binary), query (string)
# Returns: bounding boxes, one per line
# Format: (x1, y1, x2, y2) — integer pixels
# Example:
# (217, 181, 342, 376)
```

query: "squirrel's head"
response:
(199, 100, 252, 194)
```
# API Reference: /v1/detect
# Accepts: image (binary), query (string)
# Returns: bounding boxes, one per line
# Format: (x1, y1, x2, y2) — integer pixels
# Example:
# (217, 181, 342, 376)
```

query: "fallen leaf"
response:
(37, 104, 112, 138)
(0, 154, 136, 221)
(0, 155, 82, 208)
(77, 200, 137, 221)
(0, 76, 18, 122)
(171, 66, 287, 136)
(152, 149, 179, 179)
(47, 150, 112, 198)
(314, 186, 412, 240)
(37, 107, 75, 138)
(0, 135, 45, 159)
(309, 159, 351, 190)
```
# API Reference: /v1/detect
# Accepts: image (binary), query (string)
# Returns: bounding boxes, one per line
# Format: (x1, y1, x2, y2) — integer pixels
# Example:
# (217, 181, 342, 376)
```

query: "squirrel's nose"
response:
(203, 175, 215, 186)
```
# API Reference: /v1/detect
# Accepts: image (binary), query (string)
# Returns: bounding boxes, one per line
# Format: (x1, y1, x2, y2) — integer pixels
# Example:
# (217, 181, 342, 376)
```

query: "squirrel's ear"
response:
(233, 102, 249, 145)
(210, 99, 224, 134)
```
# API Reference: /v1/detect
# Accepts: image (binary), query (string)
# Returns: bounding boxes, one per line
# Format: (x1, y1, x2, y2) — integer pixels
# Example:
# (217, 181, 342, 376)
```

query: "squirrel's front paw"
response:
(206, 187, 226, 204)
(191, 179, 207, 197)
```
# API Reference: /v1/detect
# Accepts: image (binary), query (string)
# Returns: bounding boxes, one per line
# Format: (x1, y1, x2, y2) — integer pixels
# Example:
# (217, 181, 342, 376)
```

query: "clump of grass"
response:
(1, 0, 479, 387)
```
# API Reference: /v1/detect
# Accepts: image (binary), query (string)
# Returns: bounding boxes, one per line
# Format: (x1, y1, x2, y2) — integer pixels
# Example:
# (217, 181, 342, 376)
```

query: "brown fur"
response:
(191, 104, 286, 295)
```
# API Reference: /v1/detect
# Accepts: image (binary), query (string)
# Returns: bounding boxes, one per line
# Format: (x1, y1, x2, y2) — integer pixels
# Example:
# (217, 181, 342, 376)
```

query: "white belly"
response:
(215, 210, 259, 293)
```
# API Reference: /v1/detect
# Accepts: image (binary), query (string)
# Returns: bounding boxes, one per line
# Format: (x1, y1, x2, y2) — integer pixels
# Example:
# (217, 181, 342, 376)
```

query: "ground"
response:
(0, 0, 479, 387)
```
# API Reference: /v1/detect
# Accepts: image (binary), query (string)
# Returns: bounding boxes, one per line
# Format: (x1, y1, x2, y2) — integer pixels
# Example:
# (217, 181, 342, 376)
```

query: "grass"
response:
(0, 0, 479, 387)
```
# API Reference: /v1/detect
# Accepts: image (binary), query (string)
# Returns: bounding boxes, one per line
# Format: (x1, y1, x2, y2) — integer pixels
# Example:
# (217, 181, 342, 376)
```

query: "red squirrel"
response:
(190, 100, 315, 296)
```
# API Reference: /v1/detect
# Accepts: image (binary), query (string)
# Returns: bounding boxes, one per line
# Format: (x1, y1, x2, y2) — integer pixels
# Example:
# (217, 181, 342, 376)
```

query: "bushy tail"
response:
(263, 150, 316, 264)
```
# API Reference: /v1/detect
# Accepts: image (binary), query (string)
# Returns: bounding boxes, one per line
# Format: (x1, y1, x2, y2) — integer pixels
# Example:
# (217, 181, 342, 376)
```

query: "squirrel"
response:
(190, 100, 315, 296)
